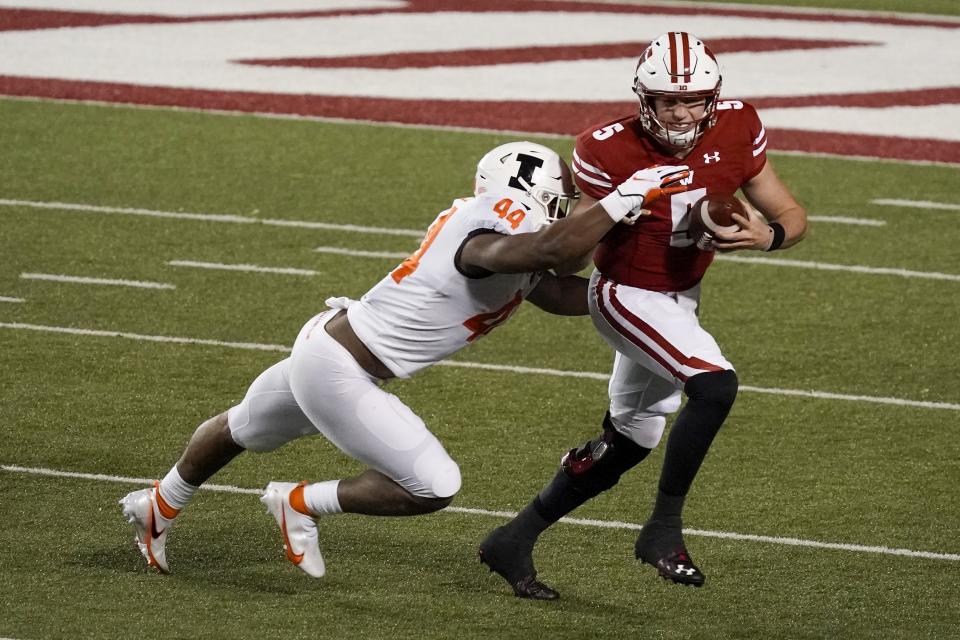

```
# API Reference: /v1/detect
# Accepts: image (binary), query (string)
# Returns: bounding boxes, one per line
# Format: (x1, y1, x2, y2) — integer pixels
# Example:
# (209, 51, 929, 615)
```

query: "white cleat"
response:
(261, 481, 326, 578)
(119, 481, 177, 573)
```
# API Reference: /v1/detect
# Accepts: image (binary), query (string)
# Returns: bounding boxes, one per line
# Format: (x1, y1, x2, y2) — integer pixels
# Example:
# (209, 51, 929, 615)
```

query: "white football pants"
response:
(226, 310, 461, 499)
(588, 270, 734, 449)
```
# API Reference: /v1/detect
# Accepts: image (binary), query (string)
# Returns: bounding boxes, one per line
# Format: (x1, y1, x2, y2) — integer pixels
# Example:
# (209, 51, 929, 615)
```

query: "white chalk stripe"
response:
(20, 273, 175, 290)
(807, 215, 885, 227)
(0, 322, 287, 352)
(315, 246, 407, 259)
(0, 296, 25, 303)
(436, 359, 609, 380)
(2, 463, 956, 562)
(306, 245, 957, 284)
(714, 255, 960, 282)
(1, 321, 957, 412)
(871, 199, 960, 211)
(0, 198, 424, 237)
(2, 198, 946, 278)
(738, 385, 959, 411)
(168, 260, 318, 276)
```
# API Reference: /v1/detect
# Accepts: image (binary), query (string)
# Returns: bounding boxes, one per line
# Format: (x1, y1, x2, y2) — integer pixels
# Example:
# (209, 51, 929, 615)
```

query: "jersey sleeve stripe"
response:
(574, 167, 613, 188)
(753, 127, 766, 146)
(572, 149, 611, 178)
(752, 139, 768, 157)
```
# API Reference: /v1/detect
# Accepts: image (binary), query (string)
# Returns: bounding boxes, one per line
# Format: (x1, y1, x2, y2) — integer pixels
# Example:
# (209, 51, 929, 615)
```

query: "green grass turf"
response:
(696, 0, 960, 16)
(0, 90, 958, 640)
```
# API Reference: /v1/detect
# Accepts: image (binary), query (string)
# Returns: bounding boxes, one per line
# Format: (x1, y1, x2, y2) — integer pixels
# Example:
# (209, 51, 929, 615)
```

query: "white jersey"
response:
(343, 191, 542, 378)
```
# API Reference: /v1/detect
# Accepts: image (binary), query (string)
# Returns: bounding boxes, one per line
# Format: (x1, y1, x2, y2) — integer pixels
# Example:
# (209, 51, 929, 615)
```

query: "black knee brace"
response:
(684, 369, 738, 411)
(560, 413, 651, 495)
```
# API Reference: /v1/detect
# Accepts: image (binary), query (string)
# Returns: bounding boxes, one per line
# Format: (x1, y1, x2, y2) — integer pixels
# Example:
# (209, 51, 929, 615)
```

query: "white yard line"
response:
(168, 260, 318, 276)
(0, 198, 424, 237)
(315, 245, 960, 283)
(20, 273, 175, 290)
(0, 322, 287, 352)
(871, 199, 960, 211)
(807, 215, 885, 227)
(7, 198, 958, 281)
(2, 463, 956, 562)
(314, 246, 408, 259)
(1, 321, 957, 411)
(0, 296, 25, 303)
(714, 255, 960, 282)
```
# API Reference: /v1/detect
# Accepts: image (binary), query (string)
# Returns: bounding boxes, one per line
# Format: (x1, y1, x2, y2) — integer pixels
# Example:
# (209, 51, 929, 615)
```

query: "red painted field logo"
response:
(0, 0, 958, 163)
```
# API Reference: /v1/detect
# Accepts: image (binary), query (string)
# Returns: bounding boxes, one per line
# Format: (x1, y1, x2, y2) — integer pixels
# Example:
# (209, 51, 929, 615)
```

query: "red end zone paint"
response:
(1, 3, 958, 165)
(3, 75, 958, 164)
(239, 38, 869, 70)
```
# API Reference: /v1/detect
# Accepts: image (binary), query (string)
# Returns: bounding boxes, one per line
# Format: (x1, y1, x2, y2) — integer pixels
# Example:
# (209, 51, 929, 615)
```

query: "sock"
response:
(303, 480, 343, 515)
(657, 372, 736, 499)
(649, 489, 686, 527)
(504, 498, 553, 542)
(506, 471, 591, 542)
(158, 466, 198, 513)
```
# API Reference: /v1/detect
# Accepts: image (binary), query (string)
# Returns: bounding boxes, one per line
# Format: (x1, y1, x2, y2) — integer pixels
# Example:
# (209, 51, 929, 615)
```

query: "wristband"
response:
(599, 190, 635, 223)
(766, 222, 785, 251)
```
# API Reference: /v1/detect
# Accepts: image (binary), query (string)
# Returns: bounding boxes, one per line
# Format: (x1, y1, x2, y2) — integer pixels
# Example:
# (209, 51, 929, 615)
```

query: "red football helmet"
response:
(633, 32, 722, 152)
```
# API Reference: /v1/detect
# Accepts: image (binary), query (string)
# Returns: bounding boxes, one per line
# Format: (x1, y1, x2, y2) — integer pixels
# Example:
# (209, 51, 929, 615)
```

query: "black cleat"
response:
(478, 526, 560, 600)
(634, 520, 705, 587)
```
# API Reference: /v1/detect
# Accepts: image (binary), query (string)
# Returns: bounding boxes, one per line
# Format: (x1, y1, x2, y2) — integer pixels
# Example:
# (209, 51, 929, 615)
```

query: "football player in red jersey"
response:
(480, 32, 808, 599)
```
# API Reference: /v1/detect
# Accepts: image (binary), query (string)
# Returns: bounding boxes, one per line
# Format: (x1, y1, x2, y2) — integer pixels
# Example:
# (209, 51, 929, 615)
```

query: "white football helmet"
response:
(633, 32, 722, 152)
(474, 142, 579, 229)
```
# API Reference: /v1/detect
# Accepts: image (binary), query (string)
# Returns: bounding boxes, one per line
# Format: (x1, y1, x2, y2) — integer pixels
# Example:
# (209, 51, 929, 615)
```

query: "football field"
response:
(1, 2, 959, 639)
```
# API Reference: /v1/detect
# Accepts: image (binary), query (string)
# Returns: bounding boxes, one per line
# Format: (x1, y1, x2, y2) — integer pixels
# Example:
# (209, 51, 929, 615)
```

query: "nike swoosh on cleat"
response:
(150, 515, 165, 539)
(280, 508, 304, 564)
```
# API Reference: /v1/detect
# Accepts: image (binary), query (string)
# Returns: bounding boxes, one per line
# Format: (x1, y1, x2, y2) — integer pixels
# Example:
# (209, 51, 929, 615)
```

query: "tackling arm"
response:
(459, 165, 691, 274)
(550, 193, 601, 276)
(458, 200, 617, 274)
(526, 272, 590, 316)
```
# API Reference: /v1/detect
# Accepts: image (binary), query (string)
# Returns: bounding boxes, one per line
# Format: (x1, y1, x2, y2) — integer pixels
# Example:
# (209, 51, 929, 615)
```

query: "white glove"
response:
(600, 165, 691, 224)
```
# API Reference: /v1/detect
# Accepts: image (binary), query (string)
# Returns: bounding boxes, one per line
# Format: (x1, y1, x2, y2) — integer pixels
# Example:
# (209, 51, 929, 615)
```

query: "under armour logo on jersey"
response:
(703, 151, 721, 164)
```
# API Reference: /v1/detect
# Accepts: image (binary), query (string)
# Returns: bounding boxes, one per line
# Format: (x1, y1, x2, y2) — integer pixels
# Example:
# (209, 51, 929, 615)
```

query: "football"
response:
(687, 194, 747, 251)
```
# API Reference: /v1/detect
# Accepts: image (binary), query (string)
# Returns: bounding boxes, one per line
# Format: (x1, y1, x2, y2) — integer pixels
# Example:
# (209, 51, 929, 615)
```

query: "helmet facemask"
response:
(636, 86, 721, 151)
(516, 173, 579, 227)
(633, 32, 722, 153)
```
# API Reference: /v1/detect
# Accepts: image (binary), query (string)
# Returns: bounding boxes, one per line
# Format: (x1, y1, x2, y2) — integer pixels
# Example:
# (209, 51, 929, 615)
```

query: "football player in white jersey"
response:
(119, 141, 691, 582)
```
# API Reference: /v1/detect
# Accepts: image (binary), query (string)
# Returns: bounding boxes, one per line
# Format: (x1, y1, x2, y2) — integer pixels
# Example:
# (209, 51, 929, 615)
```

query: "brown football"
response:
(687, 194, 747, 251)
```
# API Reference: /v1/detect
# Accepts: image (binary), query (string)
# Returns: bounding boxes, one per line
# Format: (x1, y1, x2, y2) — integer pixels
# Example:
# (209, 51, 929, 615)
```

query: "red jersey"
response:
(573, 100, 767, 292)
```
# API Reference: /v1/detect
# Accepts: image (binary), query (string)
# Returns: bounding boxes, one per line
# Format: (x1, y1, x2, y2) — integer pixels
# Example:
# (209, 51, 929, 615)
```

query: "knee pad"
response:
(685, 369, 738, 410)
(428, 460, 462, 499)
(412, 447, 461, 499)
(560, 413, 651, 495)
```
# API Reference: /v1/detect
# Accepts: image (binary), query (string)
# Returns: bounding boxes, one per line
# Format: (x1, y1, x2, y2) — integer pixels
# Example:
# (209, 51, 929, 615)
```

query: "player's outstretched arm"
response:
(459, 165, 691, 275)
(526, 272, 590, 316)
(458, 201, 617, 274)
(550, 193, 601, 277)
